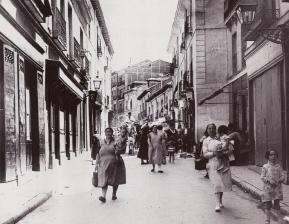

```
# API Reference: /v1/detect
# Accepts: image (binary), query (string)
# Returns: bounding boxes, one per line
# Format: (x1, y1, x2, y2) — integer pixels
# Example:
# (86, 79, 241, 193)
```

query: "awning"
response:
(198, 69, 247, 105)
(146, 83, 173, 102)
(137, 90, 149, 100)
(46, 60, 85, 99)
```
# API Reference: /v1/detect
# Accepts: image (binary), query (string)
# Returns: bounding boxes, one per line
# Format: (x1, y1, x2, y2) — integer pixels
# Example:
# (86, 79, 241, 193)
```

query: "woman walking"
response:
(148, 125, 166, 173)
(137, 124, 149, 164)
(202, 123, 232, 212)
(95, 127, 127, 203)
(91, 133, 100, 165)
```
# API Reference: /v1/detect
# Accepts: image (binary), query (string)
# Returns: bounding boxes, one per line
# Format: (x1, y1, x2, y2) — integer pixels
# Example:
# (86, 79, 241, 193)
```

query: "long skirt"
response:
(207, 157, 232, 193)
(98, 156, 126, 187)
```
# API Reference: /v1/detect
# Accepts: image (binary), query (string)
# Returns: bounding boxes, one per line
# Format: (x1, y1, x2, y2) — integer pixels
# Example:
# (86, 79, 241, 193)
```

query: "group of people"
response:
(91, 121, 285, 224)
(200, 123, 285, 223)
(137, 121, 180, 173)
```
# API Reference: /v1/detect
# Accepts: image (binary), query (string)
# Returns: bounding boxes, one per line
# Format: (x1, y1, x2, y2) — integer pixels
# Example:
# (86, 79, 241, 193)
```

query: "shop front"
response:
(46, 60, 86, 168)
(0, 42, 45, 182)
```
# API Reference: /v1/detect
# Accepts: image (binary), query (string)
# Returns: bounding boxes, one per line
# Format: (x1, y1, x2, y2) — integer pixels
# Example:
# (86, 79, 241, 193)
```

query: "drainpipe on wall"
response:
(282, 28, 289, 184)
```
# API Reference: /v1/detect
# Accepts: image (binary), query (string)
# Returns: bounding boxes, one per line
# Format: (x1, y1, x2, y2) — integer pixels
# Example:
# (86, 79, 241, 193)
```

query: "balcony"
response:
(180, 33, 186, 53)
(23, 0, 52, 23)
(244, 8, 280, 41)
(80, 55, 89, 79)
(69, 38, 82, 68)
(97, 35, 102, 57)
(184, 15, 192, 37)
(112, 81, 117, 87)
(118, 79, 125, 86)
(52, 7, 66, 51)
(119, 93, 124, 100)
(224, 0, 257, 23)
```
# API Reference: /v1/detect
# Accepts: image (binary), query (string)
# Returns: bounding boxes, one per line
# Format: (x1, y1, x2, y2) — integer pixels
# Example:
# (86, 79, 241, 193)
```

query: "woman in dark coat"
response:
(91, 134, 100, 165)
(137, 124, 149, 164)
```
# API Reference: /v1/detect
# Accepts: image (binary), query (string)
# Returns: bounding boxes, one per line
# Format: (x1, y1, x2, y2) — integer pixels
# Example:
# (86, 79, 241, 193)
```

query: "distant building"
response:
(111, 59, 171, 129)
(168, 0, 230, 141)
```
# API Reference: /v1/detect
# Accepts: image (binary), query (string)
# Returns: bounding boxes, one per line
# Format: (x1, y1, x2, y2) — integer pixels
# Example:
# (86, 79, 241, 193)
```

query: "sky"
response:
(99, 0, 178, 71)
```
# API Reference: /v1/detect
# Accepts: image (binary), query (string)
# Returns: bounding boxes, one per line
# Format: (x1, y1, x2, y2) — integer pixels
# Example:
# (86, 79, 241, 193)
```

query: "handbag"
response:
(195, 157, 208, 170)
(92, 171, 98, 187)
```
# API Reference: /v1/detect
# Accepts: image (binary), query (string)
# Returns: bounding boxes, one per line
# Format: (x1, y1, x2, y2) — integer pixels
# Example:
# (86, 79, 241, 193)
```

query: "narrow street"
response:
(18, 155, 275, 224)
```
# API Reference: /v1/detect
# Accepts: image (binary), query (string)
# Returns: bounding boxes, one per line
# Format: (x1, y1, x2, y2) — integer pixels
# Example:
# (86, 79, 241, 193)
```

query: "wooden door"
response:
(18, 56, 26, 174)
(253, 64, 282, 166)
(59, 108, 65, 153)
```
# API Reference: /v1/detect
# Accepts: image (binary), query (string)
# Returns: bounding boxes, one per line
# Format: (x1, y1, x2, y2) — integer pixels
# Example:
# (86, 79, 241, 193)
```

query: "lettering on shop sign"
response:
(19, 59, 24, 72)
(4, 48, 14, 64)
(38, 73, 43, 84)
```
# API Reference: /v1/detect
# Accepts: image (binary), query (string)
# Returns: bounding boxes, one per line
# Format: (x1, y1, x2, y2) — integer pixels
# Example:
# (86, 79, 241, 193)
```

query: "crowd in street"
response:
(90, 121, 286, 224)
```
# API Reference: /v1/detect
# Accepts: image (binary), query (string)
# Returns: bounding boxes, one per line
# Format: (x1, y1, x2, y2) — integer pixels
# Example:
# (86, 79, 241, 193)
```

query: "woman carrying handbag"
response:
(94, 127, 127, 203)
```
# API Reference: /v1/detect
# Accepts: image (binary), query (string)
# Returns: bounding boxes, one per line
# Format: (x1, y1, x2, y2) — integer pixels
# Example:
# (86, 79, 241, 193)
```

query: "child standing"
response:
(261, 149, 285, 224)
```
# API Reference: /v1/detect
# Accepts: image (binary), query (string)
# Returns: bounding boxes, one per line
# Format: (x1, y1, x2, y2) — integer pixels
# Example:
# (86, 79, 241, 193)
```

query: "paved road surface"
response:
(19, 155, 276, 224)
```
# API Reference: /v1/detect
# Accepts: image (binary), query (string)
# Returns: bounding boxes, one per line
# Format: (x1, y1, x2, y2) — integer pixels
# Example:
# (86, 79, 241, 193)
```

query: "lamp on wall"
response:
(236, 4, 257, 25)
(93, 79, 102, 90)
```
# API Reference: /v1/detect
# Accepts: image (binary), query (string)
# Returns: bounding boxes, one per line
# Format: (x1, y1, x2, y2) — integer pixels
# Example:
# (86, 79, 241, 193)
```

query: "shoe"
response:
(151, 169, 155, 172)
(220, 203, 224, 208)
(112, 195, 117, 200)
(215, 206, 221, 212)
(99, 196, 106, 203)
(204, 173, 209, 179)
(158, 170, 164, 173)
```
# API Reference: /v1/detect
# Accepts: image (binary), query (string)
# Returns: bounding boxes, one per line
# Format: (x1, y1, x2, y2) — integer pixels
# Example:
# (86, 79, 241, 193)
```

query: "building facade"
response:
(0, 0, 113, 182)
(111, 59, 171, 129)
(243, 0, 289, 179)
(168, 0, 230, 141)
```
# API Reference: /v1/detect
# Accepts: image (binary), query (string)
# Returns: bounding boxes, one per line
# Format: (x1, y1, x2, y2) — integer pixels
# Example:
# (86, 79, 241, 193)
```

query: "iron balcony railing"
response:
(53, 7, 66, 50)
(245, 8, 280, 41)
(73, 38, 82, 67)
(97, 35, 102, 57)
(118, 79, 125, 86)
(185, 15, 192, 36)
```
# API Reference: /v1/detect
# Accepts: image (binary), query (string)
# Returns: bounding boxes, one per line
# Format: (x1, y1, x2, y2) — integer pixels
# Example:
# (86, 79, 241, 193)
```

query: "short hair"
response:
(265, 149, 278, 159)
(218, 125, 229, 135)
(228, 123, 235, 131)
(157, 125, 163, 130)
(105, 127, 114, 134)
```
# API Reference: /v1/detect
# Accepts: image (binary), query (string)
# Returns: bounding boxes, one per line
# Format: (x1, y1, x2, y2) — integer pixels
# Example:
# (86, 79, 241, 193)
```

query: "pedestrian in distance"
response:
(261, 149, 285, 224)
(202, 123, 232, 212)
(227, 122, 244, 165)
(148, 125, 166, 173)
(157, 124, 167, 165)
(199, 126, 209, 178)
(165, 121, 178, 163)
(91, 131, 100, 165)
(95, 127, 127, 203)
(137, 123, 149, 165)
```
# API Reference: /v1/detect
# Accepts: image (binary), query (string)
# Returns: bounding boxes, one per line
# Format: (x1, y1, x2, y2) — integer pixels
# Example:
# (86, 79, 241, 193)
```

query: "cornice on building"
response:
(167, 0, 189, 53)
(90, 0, 114, 55)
